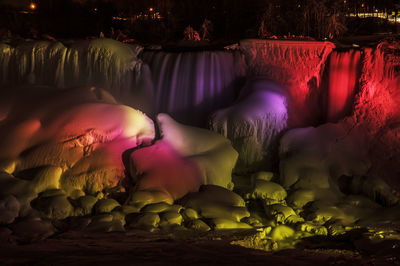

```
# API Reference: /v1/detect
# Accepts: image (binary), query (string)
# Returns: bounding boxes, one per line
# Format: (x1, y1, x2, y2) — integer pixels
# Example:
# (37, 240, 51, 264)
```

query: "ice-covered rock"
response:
(279, 118, 399, 206)
(94, 199, 121, 213)
(179, 185, 250, 228)
(210, 79, 287, 173)
(0, 86, 155, 220)
(185, 219, 211, 231)
(126, 212, 160, 230)
(179, 185, 246, 209)
(209, 218, 252, 230)
(157, 113, 238, 188)
(0, 195, 20, 224)
(279, 122, 370, 191)
(270, 225, 295, 241)
(249, 180, 287, 203)
(129, 140, 203, 203)
(31, 194, 74, 220)
(11, 217, 55, 241)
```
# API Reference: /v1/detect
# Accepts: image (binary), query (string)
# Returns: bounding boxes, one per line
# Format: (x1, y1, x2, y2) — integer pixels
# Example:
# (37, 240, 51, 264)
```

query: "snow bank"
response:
(240, 39, 334, 127)
(210, 78, 287, 173)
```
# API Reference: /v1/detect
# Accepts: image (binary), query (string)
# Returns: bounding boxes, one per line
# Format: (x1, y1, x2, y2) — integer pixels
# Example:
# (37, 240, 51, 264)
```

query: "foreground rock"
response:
(0, 86, 155, 222)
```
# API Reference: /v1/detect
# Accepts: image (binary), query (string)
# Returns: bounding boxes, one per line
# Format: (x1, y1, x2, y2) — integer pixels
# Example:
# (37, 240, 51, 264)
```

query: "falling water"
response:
(325, 49, 362, 122)
(0, 39, 148, 107)
(0, 39, 366, 127)
(141, 50, 246, 126)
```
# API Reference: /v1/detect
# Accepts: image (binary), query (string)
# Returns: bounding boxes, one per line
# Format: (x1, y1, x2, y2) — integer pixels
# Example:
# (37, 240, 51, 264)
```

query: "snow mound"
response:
(279, 120, 400, 207)
(127, 114, 238, 208)
(0, 86, 155, 213)
(157, 113, 238, 189)
(210, 79, 287, 173)
(128, 140, 203, 204)
(279, 122, 370, 191)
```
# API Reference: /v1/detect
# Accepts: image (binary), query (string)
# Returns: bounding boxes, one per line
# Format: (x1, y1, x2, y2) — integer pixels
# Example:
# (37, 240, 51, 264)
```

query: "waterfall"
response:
(239, 39, 335, 127)
(141, 50, 246, 126)
(325, 49, 362, 122)
(0, 39, 148, 108)
(1, 39, 369, 128)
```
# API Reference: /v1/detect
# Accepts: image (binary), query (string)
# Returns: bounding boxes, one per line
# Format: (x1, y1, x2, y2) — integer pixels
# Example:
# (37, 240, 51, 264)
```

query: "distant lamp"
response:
(29, 2, 37, 10)
(149, 7, 153, 12)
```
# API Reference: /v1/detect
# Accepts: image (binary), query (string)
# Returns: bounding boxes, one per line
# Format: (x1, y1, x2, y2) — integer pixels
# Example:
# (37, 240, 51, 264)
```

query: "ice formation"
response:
(1, 37, 400, 252)
(351, 40, 400, 192)
(278, 39, 400, 213)
(210, 78, 288, 173)
(142, 50, 246, 125)
(0, 39, 152, 111)
(324, 49, 362, 122)
(239, 39, 334, 127)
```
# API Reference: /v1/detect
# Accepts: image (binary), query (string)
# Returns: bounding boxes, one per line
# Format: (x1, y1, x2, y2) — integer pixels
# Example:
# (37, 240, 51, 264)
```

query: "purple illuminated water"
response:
(141, 50, 246, 126)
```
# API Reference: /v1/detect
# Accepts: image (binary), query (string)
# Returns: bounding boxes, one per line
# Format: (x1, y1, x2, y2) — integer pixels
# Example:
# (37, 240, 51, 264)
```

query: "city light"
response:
(29, 2, 37, 10)
(149, 7, 154, 12)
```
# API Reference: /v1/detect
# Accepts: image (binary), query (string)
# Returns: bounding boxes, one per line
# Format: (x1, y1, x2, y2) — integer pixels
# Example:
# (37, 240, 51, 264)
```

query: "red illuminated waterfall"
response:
(326, 50, 362, 122)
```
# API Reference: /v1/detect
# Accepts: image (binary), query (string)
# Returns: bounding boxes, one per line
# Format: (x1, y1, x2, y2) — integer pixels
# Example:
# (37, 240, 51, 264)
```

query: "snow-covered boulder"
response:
(0, 86, 155, 211)
(279, 120, 400, 206)
(127, 114, 238, 207)
(0, 195, 20, 224)
(210, 79, 287, 173)
(279, 121, 370, 191)
(157, 113, 238, 189)
(128, 140, 203, 204)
